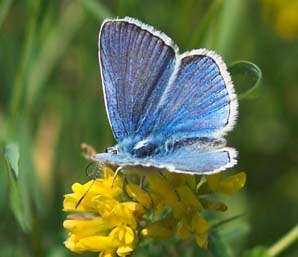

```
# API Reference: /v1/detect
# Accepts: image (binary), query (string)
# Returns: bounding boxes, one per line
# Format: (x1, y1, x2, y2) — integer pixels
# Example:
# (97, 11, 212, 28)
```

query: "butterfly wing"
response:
(153, 50, 238, 139)
(93, 146, 237, 174)
(100, 18, 237, 142)
(98, 17, 238, 174)
(151, 146, 237, 174)
(99, 17, 177, 142)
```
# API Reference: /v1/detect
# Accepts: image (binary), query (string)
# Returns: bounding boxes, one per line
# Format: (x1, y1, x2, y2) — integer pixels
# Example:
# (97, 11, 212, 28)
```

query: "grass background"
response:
(0, 0, 298, 256)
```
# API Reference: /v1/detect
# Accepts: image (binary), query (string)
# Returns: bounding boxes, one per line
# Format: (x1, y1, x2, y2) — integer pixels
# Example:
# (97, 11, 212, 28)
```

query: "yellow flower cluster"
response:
(262, 0, 298, 40)
(63, 167, 246, 257)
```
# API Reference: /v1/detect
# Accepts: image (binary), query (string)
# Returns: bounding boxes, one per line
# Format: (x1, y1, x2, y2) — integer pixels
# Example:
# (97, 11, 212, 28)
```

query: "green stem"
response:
(268, 224, 298, 257)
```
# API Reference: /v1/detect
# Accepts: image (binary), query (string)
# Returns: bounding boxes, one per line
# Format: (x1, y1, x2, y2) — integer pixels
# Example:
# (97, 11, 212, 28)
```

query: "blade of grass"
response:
(8, 0, 40, 137)
(188, 0, 224, 49)
(0, 0, 13, 29)
(117, 0, 126, 17)
(215, 0, 248, 58)
(25, 1, 86, 111)
(78, 0, 113, 20)
(268, 224, 298, 257)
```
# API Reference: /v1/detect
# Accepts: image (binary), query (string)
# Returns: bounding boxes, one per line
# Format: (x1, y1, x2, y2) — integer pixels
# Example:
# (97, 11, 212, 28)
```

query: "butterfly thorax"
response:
(106, 137, 226, 159)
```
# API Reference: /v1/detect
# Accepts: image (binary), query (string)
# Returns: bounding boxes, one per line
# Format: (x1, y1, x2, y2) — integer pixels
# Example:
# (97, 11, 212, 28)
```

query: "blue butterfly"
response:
(92, 17, 238, 174)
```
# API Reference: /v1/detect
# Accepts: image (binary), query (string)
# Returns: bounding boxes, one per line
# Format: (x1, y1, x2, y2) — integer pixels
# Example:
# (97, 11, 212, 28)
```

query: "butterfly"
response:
(92, 17, 238, 175)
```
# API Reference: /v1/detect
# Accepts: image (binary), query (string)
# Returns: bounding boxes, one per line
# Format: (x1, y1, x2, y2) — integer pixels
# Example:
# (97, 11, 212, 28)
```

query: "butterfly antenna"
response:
(75, 179, 96, 209)
(75, 162, 102, 208)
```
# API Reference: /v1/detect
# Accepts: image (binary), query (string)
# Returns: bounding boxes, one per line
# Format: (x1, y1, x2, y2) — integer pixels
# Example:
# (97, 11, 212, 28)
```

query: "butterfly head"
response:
(104, 145, 119, 155)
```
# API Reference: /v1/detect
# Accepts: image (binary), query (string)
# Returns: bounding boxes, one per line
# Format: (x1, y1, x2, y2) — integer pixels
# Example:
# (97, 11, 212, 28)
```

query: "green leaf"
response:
(3, 143, 20, 179)
(3, 143, 31, 231)
(209, 231, 232, 257)
(228, 61, 262, 100)
(243, 246, 270, 257)
(15, 118, 44, 221)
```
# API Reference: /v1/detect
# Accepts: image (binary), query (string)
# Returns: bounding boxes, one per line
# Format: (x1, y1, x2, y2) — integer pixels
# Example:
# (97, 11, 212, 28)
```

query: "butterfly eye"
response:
(104, 146, 118, 155)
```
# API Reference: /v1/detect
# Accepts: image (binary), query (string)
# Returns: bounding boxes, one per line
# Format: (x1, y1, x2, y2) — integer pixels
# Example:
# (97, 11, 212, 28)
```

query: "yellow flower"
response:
(126, 183, 152, 209)
(146, 172, 202, 218)
(63, 216, 109, 237)
(206, 172, 246, 195)
(64, 225, 136, 256)
(63, 165, 247, 256)
(201, 199, 228, 212)
(176, 214, 209, 249)
(63, 166, 141, 257)
(262, 0, 298, 40)
(63, 168, 123, 212)
(176, 218, 191, 239)
(191, 215, 209, 248)
(95, 196, 144, 229)
(141, 216, 177, 239)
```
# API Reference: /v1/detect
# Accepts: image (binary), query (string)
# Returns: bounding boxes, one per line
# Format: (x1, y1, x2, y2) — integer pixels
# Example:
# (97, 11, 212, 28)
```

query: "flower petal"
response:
(176, 219, 191, 240)
(100, 250, 115, 257)
(79, 236, 118, 252)
(126, 183, 152, 208)
(116, 246, 135, 257)
(142, 217, 176, 240)
(191, 215, 209, 234)
(206, 172, 247, 195)
(63, 217, 109, 236)
(218, 172, 247, 195)
(195, 233, 208, 249)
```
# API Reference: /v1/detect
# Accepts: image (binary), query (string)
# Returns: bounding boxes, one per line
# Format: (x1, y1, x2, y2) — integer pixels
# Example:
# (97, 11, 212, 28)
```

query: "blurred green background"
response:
(0, 0, 298, 256)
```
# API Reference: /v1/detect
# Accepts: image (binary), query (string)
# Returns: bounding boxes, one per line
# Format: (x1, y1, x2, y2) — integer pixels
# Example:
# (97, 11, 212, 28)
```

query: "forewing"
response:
(93, 147, 237, 174)
(153, 49, 238, 139)
(99, 17, 177, 142)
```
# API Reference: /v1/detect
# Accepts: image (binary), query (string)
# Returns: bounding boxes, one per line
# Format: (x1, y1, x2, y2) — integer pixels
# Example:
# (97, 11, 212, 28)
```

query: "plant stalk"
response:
(268, 224, 298, 257)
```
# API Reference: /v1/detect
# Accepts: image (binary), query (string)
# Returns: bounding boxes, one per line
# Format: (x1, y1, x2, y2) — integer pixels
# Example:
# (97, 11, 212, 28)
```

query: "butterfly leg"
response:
(139, 176, 145, 189)
(111, 166, 123, 187)
(140, 176, 154, 208)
